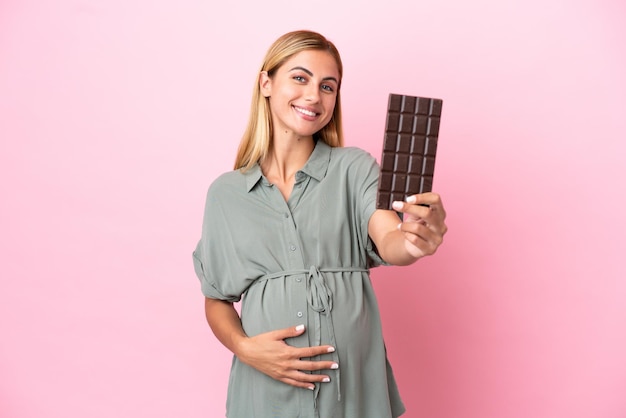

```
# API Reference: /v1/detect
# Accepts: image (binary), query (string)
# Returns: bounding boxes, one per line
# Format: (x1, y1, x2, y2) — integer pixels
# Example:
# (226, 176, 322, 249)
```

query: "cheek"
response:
(269, 89, 293, 112)
(279, 84, 299, 99)
(323, 96, 337, 117)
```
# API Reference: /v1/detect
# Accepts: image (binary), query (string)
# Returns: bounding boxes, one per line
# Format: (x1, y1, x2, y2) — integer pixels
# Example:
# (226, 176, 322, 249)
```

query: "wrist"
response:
(230, 333, 249, 358)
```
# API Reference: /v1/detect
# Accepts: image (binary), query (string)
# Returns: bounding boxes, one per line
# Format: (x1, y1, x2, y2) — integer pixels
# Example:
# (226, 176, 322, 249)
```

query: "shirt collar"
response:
(300, 140, 331, 182)
(243, 140, 332, 193)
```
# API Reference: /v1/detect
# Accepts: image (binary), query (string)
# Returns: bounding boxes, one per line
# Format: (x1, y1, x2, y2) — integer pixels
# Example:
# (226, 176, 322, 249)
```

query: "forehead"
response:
(280, 50, 340, 79)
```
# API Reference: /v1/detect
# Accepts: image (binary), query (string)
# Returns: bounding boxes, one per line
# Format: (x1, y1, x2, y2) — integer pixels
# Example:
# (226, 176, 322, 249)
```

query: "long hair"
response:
(234, 30, 344, 171)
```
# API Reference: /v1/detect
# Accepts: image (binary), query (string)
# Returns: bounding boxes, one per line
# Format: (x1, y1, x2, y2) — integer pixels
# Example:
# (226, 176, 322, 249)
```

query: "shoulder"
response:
(206, 169, 241, 191)
(329, 146, 379, 175)
(326, 146, 380, 191)
(329, 146, 378, 167)
(209, 169, 245, 188)
(204, 169, 249, 203)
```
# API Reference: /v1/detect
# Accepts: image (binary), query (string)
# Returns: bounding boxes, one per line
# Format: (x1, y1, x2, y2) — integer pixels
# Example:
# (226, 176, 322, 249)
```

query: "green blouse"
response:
(193, 140, 406, 418)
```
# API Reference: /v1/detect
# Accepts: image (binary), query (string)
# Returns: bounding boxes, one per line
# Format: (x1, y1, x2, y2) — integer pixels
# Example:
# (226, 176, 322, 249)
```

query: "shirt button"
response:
(284, 213, 289, 218)
(297, 311, 303, 317)
(289, 245, 297, 251)
(296, 277, 302, 282)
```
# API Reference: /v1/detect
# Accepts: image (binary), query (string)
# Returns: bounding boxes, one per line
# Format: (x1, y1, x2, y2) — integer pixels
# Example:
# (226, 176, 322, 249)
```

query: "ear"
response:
(259, 71, 272, 98)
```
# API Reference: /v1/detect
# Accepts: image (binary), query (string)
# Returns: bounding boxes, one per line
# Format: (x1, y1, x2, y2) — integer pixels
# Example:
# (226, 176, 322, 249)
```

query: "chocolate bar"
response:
(376, 93, 443, 210)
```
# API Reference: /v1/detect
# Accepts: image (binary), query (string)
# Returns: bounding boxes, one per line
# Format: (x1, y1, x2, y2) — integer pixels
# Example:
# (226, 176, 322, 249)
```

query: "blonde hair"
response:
(234, 30, 344, 171)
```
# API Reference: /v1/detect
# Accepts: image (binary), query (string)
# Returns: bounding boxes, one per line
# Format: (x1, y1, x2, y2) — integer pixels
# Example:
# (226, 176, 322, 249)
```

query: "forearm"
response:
(204, 297, 247, 356)
(369, 209, 422, 266)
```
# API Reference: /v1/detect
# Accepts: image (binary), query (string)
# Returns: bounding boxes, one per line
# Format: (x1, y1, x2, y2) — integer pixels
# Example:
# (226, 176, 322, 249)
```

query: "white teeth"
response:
(294, 106, 316, 117)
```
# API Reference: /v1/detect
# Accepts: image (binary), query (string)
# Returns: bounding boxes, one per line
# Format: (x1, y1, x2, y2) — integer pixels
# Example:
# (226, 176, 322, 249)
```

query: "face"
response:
(260, 49, 340, 141)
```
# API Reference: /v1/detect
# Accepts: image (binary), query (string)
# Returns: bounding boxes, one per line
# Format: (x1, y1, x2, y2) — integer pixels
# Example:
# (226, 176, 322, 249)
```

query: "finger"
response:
(295, 360, 340, 372)
(406, 192, 443, 207)
(401, 223, 444, 255)
(401, 217, 445, 242)
(420, 207, 448, 235)
(394, 198, 446, 234)
(392, 200, 431, 219)
(268, 324, 307, 341)
(399, 221, 432, 243)
(281, 373, 332, 390)
(285, 369, 334, 384)
(294, 345, 336, 359)
(280, 376, 316, 390)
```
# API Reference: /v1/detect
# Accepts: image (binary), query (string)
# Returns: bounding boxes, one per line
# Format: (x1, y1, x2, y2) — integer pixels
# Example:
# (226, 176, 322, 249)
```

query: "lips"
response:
(293, 105, 318, 117)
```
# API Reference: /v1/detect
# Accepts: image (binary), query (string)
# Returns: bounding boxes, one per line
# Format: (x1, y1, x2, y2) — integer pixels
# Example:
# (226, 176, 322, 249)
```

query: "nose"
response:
(304, 83, 320, 102)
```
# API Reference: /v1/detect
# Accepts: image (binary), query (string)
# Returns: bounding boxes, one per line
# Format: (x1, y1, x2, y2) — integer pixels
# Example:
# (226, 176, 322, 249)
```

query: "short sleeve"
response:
(191, 175, 252, 302)
(192, 240, 240, 302)
(345, 148, 391, 268)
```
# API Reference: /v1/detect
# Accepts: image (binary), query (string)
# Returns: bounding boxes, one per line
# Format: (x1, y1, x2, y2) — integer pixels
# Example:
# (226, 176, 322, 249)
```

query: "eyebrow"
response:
(288, 66, 339, 84)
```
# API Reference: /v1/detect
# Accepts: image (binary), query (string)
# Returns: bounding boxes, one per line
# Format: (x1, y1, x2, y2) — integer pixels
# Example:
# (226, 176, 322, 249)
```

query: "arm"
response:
(368, 192, 448, 266)
(204, 298, 338, 390)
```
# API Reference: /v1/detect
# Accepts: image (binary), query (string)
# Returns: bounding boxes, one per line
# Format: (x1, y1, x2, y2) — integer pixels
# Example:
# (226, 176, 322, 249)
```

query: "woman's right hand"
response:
(234, 324, 338, 390)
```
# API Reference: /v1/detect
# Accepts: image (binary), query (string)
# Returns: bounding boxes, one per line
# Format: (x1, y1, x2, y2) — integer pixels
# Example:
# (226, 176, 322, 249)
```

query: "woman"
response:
(193, 29, 447, 418)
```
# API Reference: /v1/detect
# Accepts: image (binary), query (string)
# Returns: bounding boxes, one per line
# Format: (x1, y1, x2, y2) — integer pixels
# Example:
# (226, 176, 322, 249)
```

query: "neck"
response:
(262, 136, 315, 183)
(260, 135, 315, 201)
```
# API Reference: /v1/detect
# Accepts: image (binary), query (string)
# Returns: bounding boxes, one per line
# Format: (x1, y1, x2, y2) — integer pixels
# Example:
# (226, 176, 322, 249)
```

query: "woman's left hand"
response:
(391, 192, 448, 259)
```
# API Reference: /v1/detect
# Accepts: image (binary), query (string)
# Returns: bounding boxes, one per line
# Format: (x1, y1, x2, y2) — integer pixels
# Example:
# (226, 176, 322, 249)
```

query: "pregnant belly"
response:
(240, 273, 382, 353)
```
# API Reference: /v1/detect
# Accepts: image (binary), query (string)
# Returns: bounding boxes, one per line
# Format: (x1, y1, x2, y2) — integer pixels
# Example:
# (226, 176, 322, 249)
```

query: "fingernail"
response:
(327, 347, 335, 353)
(396, 223, 402, 230)
(308, 385, 315, 390)
(406, 196, 417, 204)
(331, 363, 339, 369)
(295, 324, 305, 332)
(392, 201, 403, 210)
(322, 377, 330, 383)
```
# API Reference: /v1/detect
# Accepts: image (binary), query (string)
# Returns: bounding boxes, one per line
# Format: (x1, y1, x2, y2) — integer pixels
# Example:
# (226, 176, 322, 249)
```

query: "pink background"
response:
(1, 0, 625, 417)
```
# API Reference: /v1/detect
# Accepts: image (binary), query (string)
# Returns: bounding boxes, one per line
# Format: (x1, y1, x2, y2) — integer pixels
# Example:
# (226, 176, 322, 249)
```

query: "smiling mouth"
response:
(293, 106, 318, 117)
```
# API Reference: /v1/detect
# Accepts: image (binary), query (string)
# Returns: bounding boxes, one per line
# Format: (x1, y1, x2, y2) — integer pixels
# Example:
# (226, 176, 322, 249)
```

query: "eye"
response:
(321, 84, 335, 93)
(293, 75, 306, 83)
